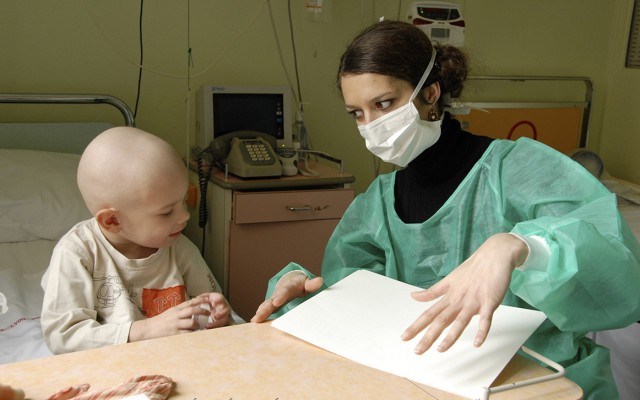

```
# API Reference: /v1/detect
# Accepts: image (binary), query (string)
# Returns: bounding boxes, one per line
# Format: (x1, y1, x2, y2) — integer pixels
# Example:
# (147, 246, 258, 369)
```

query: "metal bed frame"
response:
(455, 75, 593, 148)
(0, 94, 135, 127)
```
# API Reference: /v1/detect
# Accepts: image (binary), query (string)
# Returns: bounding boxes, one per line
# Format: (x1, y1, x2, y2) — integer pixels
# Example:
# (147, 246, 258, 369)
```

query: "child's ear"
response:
(95, 208, 121, 233)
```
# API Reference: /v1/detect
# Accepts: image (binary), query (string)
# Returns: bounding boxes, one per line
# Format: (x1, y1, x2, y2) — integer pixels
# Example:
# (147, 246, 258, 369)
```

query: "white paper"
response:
(272, 270, 547, 400)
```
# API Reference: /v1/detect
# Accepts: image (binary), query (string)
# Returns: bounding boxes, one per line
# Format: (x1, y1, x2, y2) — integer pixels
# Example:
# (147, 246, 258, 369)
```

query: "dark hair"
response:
(337, 20, 468, 101)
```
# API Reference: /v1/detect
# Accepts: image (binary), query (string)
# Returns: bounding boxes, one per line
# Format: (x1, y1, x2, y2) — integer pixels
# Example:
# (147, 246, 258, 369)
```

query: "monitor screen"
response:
(197, 85, 293, 149)
(213, 93, 285, 139)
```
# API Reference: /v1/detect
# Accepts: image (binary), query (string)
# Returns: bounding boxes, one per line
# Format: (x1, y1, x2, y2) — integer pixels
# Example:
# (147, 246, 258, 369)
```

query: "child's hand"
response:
(201, 292, 232, 329)
(129, 296, 209, 342)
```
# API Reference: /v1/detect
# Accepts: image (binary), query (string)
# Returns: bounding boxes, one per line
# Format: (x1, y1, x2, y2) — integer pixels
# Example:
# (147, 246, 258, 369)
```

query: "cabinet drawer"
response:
(233, 188, 354, 224)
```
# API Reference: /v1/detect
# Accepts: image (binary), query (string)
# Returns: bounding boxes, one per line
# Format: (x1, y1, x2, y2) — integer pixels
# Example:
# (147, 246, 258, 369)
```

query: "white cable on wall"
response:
(81, 0, 267, 80)
(82, 0, 268, 160)
(266, 0, 301, 113)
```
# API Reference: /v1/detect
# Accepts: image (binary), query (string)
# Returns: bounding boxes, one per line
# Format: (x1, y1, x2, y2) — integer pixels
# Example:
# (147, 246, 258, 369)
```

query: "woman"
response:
(252, 20, 640, 399)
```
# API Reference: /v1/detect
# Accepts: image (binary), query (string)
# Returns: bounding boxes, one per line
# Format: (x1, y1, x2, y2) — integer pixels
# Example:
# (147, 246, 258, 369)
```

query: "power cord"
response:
(133, 0, 144, 119)
(196, 151, 213, 257)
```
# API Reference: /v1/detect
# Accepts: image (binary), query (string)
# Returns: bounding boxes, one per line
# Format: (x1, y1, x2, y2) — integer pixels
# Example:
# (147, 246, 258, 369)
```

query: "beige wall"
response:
(1, 0, 639, 193)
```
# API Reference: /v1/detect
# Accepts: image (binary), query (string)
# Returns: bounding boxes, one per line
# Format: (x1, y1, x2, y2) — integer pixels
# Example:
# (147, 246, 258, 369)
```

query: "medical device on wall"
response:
(305, 0, 332, 23)
(196, 85, 293, 151)
(406, 1, 465, 47)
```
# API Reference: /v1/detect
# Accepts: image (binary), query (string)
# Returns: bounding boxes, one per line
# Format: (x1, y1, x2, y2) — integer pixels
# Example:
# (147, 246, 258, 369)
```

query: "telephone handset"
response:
(208, 130, 283, 178)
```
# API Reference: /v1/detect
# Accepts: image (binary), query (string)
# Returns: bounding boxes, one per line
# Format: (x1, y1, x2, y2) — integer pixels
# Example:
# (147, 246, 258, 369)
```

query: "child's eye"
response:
(161, 210, 173, 217)
(375, 100, 392, 110)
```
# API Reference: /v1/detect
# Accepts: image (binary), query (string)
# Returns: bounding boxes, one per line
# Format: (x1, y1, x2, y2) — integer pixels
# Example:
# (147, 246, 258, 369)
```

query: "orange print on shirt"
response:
(142, 285, 186, 317)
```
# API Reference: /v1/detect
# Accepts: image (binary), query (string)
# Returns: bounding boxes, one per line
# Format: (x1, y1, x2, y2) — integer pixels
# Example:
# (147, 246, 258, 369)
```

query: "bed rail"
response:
(0, 94, 135, 127)
(466, 76, 593, 147)
(445, 75, 593, 152)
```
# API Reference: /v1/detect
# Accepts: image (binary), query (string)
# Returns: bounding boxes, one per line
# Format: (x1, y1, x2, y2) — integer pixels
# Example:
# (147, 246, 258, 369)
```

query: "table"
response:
(0, 323, 582, 399)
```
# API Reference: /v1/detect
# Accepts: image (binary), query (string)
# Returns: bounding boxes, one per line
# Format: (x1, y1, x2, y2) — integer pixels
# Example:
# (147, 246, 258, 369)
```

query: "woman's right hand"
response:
(251, 271, 323, 323)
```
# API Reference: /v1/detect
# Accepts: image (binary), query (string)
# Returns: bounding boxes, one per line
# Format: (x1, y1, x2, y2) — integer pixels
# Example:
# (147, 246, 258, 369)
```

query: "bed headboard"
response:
(0, 94, 135, 154)
(449, 76, 593, 154)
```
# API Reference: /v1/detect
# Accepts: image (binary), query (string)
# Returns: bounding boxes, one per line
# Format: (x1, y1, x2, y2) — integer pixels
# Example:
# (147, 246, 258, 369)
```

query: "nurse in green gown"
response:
(252, 20, 640, 399)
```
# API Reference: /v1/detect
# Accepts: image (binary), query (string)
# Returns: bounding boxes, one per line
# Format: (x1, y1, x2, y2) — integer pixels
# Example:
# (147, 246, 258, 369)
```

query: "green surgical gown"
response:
(266, 138, 640, 399)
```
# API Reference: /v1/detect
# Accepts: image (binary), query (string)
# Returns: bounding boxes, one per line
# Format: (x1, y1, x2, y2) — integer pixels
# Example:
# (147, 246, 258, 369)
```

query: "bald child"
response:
(41, 127, 235, 355)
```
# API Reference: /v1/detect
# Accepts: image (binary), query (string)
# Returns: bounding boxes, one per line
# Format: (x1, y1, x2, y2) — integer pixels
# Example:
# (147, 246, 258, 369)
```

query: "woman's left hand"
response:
(400, 233, 528, 354)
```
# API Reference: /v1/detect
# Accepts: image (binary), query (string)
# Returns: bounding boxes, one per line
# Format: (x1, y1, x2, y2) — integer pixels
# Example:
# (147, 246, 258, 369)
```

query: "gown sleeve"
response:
(502, 139, 640, 332)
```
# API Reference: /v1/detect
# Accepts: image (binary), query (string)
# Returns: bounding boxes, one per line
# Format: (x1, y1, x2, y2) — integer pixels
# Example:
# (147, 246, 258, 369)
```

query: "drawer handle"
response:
(286, 205, 331, 212)
(286, 205, 313, 212)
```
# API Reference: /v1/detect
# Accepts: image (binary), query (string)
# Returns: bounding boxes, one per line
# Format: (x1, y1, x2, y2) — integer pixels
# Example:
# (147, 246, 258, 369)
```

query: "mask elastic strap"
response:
(409, 50, 437, 102)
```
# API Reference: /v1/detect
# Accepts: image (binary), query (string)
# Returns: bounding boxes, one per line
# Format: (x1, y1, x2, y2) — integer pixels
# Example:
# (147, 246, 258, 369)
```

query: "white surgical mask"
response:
(358, 51, 441, 167)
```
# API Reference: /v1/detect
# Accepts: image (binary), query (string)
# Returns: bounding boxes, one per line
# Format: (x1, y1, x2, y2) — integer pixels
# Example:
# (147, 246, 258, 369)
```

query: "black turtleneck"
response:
(394, 115, 493, 223)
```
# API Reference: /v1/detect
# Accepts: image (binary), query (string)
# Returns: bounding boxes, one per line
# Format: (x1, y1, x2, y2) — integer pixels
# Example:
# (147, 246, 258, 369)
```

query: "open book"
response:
(272, 270, 547, 399)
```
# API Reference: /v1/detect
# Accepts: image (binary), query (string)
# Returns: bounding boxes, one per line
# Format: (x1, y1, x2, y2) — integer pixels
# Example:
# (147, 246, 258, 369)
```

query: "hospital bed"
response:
(0, 93, 135, 365)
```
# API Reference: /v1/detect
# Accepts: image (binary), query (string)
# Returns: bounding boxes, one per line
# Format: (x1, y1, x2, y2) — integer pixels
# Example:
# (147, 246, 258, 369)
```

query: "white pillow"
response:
(0, 149, 91, 242)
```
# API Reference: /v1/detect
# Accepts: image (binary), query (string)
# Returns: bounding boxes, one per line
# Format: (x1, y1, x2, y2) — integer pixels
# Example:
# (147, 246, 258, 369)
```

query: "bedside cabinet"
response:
(185, 163, 355, 321)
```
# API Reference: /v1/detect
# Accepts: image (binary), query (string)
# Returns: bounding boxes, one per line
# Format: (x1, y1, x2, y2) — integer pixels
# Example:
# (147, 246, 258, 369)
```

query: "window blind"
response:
(627, 0, 640, 67)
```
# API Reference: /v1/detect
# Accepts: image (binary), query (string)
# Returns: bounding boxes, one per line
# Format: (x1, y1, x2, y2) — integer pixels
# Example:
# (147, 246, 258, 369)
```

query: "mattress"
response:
(0, 240, 56, 364)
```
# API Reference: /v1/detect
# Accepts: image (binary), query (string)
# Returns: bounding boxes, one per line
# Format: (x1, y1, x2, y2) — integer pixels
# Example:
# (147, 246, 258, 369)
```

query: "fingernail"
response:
(401, 327, 416, 339)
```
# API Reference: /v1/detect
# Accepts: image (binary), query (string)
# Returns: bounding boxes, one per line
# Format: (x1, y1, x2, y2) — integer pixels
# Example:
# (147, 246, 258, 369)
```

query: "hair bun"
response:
(433, 45, 468, 99)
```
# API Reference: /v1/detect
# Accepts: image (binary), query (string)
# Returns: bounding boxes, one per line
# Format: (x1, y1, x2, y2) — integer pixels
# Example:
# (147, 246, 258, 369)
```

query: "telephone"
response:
(207, 130, 283, 178)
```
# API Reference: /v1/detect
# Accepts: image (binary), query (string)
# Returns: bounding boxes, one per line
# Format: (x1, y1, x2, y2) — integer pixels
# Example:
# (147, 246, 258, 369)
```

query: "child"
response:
(41, 127, 237, 354)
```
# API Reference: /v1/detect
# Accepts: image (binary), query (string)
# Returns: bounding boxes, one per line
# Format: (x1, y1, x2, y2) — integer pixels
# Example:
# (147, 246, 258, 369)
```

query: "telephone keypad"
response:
(240, 139, 275, 165)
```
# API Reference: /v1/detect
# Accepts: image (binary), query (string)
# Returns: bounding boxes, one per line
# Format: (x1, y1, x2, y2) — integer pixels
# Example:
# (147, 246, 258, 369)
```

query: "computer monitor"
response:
(196, 85, 293, 149)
